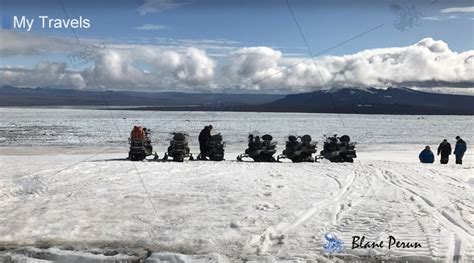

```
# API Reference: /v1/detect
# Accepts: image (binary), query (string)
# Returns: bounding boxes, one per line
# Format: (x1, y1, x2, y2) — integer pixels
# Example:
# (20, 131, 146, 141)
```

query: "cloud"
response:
(89, 45, 215, 89)
(0, 33, 472, 93)
(134, 24, 168, 30)
(220, 38, 474, 92)
(0, 30, 73, 56)
(0, 63, 86, 89)
(440, 6, 474, 14)
(422, 15, 459, 21)
(220, 47, 285, 90)
(1, 46, 216, 90)
(90, 46, 216, 88)
(137, 0, 187, 15)
(422, 16, 440, 21)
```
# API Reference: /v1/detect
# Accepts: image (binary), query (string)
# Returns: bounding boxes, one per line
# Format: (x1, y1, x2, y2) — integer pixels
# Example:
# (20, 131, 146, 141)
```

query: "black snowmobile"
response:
(320, 134, 357, 163)
(237, 134, 277, 162)
(128, 126, 158, 161)
(277, 135, 317, 162)
(198, 133, 225, 161)
(163, 132, 193, 162)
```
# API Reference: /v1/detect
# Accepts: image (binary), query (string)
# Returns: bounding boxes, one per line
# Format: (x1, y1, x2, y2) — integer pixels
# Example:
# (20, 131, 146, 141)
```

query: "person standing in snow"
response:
(419, 146, 434, 164)
(198, 125, 213, 160)
(454, 136, 467, 165)
(437, 139, 452, 164)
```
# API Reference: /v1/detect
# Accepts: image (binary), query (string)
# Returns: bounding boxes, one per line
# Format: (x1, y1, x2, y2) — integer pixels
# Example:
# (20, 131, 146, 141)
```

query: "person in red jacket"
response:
(130, 126, 145, 141)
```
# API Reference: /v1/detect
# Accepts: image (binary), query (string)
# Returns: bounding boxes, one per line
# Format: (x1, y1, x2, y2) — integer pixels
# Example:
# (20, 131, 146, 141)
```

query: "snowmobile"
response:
(319, 134, 357, 163)
(277, 135, 317, 162)
(197, 133, 225, 161)
(128, 126, 158, 161)
(237, 134, 277, 162)
(163, 132, 193, 162)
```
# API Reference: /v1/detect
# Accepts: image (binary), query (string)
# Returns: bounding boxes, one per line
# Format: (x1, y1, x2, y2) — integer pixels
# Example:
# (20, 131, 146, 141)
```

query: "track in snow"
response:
(0, 151, 473, 262)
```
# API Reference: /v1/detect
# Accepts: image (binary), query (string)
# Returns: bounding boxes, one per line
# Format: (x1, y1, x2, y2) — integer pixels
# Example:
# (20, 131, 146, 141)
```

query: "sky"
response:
(0, 0, 473, 94)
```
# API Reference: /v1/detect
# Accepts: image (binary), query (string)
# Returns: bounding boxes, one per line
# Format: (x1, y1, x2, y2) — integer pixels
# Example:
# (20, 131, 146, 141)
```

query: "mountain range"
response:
(0, 86, 472, 115)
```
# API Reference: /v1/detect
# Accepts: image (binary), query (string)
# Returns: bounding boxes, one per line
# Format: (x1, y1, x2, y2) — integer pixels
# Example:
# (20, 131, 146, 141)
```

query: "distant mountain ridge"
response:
(0, 86, 283, 107)
(261, 88, 474, 115)
(0, 86, 473, 115)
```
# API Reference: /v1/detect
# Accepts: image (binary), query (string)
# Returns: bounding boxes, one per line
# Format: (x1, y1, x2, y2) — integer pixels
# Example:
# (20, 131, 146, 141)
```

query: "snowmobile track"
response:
(380, 168, 472, 237)
(249, 167, 357, 255)
(375, 167, 474, 261)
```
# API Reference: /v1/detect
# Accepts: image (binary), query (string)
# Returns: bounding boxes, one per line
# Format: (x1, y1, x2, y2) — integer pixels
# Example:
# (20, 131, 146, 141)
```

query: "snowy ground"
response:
(0, 108, 473, 262)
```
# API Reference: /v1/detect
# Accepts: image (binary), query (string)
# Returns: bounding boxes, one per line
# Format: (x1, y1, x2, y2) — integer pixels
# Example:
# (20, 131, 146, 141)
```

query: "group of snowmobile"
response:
(128, 126, 357, 163)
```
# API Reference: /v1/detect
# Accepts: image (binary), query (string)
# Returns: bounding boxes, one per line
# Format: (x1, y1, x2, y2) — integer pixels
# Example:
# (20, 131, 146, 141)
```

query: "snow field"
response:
(0, 108, 472, 261)
(0, 148, 472, 262)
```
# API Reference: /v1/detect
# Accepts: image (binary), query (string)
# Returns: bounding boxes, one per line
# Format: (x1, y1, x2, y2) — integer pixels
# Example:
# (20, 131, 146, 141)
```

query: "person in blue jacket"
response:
(419, 146, 434, 163)
(454, 136, 467, 165)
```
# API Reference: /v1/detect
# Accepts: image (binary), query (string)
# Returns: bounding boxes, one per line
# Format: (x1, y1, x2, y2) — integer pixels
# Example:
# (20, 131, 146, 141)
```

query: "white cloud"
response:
(224, 47, 282, 80)
(137, 0, 186, 15)
(0, 62, 86, 89)
(134, 24, 168, 30)
(88, 46, 216, 89)
(0, 30, 73, 56)
(440, 6, 474, 14)
(0, 46, 217, 90)
(422, 15, 459, 21)
(220, 38, 474, 92)
(422, 16, 440, 21)
(0, 33, 472, 93)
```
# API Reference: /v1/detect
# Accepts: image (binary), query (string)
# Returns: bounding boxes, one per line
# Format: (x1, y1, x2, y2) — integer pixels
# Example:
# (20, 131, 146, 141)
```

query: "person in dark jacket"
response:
(198, 125, 213, 160)
(454, 136, 467, 164)
(419, 146, 434, 164)
(437, 139, 452, 164)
